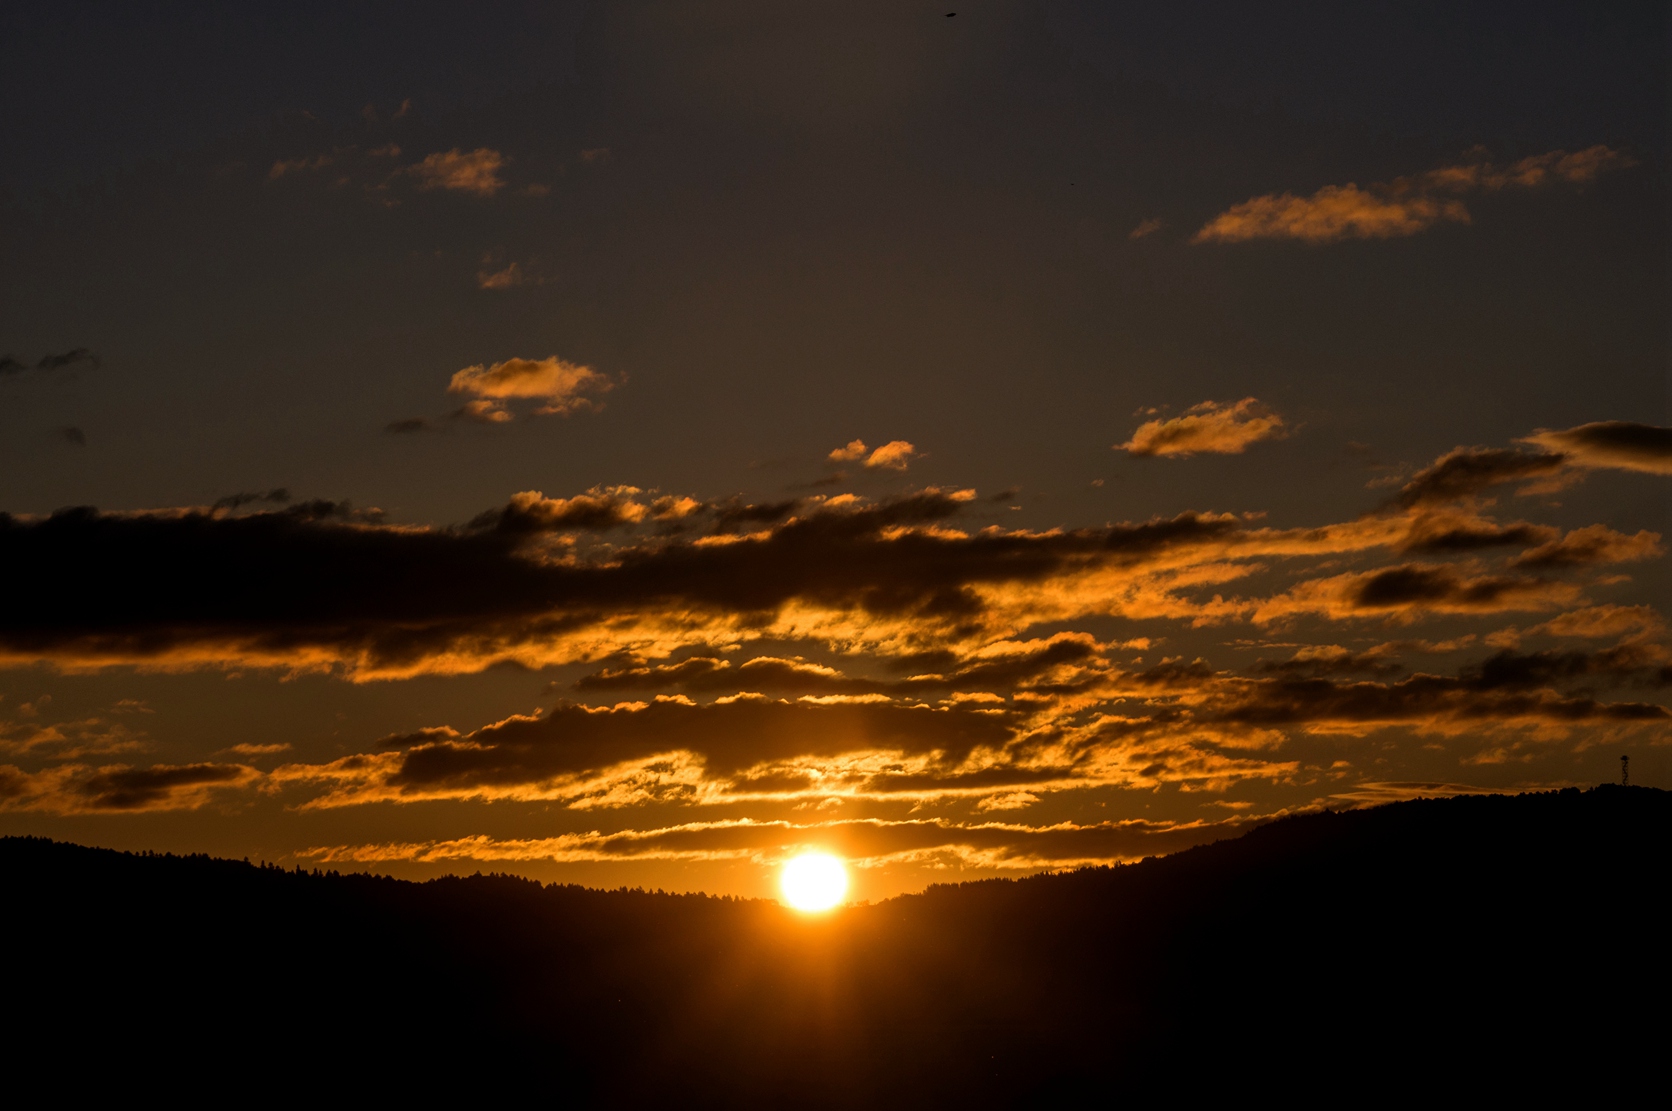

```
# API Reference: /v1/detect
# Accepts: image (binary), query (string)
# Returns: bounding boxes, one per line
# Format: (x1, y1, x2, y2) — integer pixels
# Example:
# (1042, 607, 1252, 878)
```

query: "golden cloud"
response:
(1118, 398, 1285, 457)
(296, 814, 1251, 872)
(448, 356, 614, 419)
(1194, 145, 1632, 244)
(0, 761, 259, 814)
(864, 440, 918, 470)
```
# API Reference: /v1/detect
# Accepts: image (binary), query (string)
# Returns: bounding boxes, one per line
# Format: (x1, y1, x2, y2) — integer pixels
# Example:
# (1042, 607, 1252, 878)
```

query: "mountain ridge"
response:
(5, 785, 1663, 1104)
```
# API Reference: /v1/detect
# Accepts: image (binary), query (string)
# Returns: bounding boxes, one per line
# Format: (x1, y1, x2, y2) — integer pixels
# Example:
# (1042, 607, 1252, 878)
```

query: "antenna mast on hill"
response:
(1621, 755, 1629, 787)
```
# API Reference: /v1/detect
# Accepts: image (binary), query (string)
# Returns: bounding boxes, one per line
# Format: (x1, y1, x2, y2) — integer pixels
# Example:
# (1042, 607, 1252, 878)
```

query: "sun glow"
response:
(780, 852, 849, 912)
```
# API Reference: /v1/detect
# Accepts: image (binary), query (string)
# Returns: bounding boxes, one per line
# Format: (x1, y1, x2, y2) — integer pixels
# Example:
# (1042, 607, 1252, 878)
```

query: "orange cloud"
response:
(1118, 398, 1285, 457)
(864, 440, 918, 470)
(476, 261, 525, 290)
(268, 154, 333, 179)
(1195, 184, 1468, 244)
(0, 761, 259, 814)
(296, 814, 1249, 872)
(1256, 563, 1582, 623)
(1520, 421, 1672, 476)
(408, 148, 507, 196)
(827, 439, 918, 469)
(1194, 145, 1632, 244)
(448, 356, 613, 419)
(1511, 525, 1662, 569)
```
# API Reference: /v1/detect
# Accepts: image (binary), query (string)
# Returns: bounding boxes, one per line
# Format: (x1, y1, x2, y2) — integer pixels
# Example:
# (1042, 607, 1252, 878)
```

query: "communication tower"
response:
(1621, 754, 1629, 787)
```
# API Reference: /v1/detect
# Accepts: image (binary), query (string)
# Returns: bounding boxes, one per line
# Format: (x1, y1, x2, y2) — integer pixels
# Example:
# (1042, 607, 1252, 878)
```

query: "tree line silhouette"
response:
(4, 785, 1663, 1105)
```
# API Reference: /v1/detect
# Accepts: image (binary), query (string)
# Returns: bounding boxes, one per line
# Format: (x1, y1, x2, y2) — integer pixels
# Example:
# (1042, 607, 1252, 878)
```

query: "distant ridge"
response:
(4, 786, 1664, 1105)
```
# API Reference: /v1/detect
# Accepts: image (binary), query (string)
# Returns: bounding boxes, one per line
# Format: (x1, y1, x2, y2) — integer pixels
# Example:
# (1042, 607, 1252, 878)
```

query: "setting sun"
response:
(780, 852, 849, 912)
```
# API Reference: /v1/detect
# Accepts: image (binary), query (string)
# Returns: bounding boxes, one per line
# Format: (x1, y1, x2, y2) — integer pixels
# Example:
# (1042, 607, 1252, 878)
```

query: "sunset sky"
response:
(2, 0, 1666, 901)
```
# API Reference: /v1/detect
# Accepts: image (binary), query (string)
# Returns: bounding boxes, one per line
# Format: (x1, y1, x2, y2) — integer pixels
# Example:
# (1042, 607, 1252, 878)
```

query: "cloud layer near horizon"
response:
(2, 420, 1666, 866)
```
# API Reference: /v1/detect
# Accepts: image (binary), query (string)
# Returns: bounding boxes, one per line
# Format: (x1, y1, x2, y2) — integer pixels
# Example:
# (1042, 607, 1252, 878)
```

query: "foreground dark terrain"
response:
(5, 786, 1664, 1104)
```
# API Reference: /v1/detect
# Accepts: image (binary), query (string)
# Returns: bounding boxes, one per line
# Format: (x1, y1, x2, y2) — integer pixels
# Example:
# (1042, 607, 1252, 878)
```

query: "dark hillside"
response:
(3, 786, 1664, 1105)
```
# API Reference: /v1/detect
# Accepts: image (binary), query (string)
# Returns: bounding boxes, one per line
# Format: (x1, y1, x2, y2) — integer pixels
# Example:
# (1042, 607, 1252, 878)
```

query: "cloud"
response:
(1194, 145, 1633, 244)
(576, 634, 1106, 698)
(305, 697, 1025, 808)
(384, 417, 431, 434)
(1510, 525, 1662, 569)
(268, 154, 333, 179)
(1129, 218, 1164, 239)
(1257, 563, 1581, 622)
(1194, 185, 1469, 245)
(2, 349, 102, 377)
(407, 148, 507, 196)
(1390, 448, 1568, 508)
(297, 813, 1247, 872)
(865, 441, 918, 470)
(54, 427, 86, 447)
(1396, 511, 1553, 554)
(1521, 422, 1672, 476)
(1389, 424, 1672, 511)
(1526, 605, 1663, 642)
(827, 439, 918, 469)
(1118, 398, 1285, 457)
(265, 626, 1670, 815)
(447, 356, 614, 419)
(0, 761, 258, 813)
(477, 261, 525, 290)
(483, 488, 653, 533)
(0, 454, 1653, 687)
(212, 489, 290, 513)
(34, 348, 102, 373)
(224, 742, 291, 757)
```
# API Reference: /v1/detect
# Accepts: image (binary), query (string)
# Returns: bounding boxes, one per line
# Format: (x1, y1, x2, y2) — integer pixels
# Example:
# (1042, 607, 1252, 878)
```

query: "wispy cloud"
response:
(268, 154, 333, 179)
(476, 261, 526, 289)
(1521, 421, 1672, 476)
(1119, 398, 1285, 457)
(1194, 145, 1633, 244)
(296, 814, 1247, 871)
(407, 148, 507, 196)
(0, 761, 258, 814)
(1, 348, 101, 377)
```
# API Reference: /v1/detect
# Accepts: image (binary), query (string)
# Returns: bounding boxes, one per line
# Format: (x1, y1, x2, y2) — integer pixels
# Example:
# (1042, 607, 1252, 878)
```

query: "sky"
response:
(1, 0, 1667, 901)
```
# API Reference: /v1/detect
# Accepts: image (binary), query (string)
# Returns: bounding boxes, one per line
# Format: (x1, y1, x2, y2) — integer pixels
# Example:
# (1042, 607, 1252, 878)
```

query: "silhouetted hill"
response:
(4, 786, 1664, 1105)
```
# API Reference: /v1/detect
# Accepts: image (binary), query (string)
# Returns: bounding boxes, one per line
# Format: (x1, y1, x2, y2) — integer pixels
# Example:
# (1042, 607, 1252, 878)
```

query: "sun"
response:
(780, 852, 849, 912)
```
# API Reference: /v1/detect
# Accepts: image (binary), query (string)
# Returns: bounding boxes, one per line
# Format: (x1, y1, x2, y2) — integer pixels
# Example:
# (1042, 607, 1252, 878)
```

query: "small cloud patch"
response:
(1119, 399, 1285, 458)
(448, 356, 614, 420)
(408, 148, 507, 197)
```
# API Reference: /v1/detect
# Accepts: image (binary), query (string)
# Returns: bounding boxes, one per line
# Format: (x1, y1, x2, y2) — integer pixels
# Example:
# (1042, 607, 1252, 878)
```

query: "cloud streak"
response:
(1, 349, 101, 377)
(0, 761, 258, 813)
(1194, 146, 1633, 244)
(1521, 422, 1672, 476)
